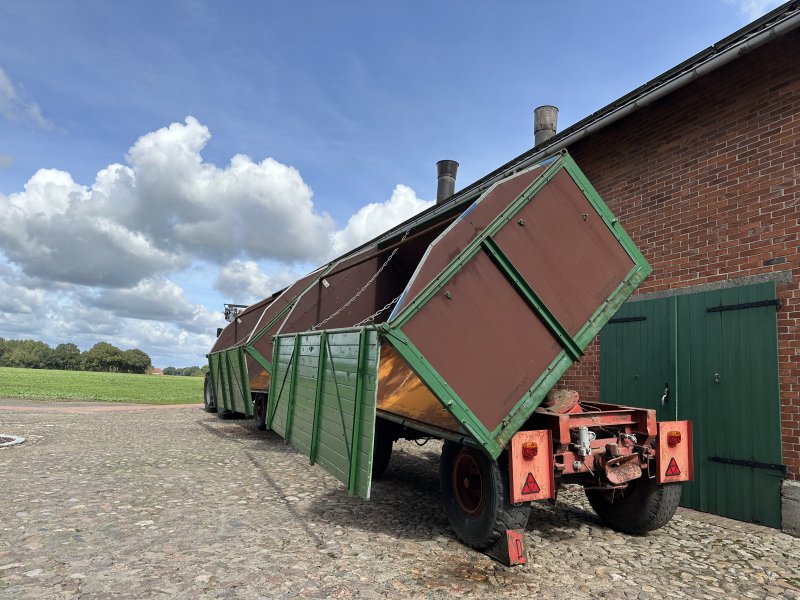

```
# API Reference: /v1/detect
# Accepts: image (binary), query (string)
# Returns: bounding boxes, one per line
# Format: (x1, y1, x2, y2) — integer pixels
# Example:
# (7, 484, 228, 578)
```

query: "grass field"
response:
(0, 367, 203, 404)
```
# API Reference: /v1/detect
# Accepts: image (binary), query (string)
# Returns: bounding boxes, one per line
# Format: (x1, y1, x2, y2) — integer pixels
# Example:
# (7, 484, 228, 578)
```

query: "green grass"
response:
(0, 367, 203, 404)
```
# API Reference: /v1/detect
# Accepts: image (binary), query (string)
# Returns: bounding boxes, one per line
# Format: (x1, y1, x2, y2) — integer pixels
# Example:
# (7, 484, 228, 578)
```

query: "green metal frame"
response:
(348, 328, 368, 495)
(381, 151, 653, 459)
(308, 331, 327, 464)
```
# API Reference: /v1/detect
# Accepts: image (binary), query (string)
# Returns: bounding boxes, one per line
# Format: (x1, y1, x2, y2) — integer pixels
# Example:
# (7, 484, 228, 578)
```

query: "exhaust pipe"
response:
(534, 105, 559, 146)
(436, 160, 459, 204)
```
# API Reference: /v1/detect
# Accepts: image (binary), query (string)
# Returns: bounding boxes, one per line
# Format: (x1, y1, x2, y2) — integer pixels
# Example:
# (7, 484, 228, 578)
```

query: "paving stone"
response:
(1, 398, 799, 599)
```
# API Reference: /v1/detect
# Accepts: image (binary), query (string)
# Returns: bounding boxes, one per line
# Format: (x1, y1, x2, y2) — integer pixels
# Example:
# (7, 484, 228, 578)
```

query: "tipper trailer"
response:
(205, 151, 693, 564)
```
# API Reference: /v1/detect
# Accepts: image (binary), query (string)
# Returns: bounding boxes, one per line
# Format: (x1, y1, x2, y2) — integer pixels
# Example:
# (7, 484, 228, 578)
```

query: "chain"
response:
(312, 230, 409, 330)
(352, 293, 402, 327)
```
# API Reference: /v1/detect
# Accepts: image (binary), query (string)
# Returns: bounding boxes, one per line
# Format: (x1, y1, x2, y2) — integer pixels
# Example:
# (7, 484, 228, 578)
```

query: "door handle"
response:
(661, 383, 669, 406)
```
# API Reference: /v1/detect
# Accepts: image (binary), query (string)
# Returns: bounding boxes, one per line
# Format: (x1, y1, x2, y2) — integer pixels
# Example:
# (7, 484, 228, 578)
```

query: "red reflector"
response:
(522, 442, 538, 460)
(521, 472, 541, 495)
(665, 457, 681, 477)
(667, 430, 682, 446)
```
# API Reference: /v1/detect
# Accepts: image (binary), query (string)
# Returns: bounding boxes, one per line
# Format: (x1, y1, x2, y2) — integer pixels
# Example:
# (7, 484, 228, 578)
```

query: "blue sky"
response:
(0, 0, 784, 366)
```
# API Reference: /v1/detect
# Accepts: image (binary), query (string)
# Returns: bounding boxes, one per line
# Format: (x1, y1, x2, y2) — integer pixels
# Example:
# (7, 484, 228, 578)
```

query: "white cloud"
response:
(0, 275, 222, 366)
(214, 260, 301, 304)
(0, 168, 186, 287)
(0, 66, 52, 129)
(0, 117, 337, 288)
(0, 117, 431, 365)
(330, 184, 433, 255)
(722, 0, 783, 20)
(0, 272, 45, 315)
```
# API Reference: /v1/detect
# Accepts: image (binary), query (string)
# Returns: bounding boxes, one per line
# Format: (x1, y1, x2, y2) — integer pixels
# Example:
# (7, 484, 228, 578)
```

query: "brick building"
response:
(511, 5, 800, 531)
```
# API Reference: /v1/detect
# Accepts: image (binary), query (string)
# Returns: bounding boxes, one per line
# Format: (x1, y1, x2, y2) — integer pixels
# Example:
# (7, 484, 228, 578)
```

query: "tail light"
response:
(667, 430, 682, 446)
(522, 442, 538, 460)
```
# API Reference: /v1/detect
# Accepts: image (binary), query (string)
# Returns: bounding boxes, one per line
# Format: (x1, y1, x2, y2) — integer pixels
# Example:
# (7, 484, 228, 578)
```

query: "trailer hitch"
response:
(600, 453, 642, 485)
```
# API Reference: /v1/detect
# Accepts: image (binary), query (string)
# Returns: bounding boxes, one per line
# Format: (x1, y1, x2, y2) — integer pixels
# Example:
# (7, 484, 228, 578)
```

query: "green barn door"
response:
(601, 282, 782, 527)
(600, 296, 677, 423)
(678, 282, 782, 528)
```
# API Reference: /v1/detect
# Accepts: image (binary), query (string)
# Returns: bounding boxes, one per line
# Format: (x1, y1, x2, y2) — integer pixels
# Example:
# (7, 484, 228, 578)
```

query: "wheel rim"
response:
(452, 449, 484, 518)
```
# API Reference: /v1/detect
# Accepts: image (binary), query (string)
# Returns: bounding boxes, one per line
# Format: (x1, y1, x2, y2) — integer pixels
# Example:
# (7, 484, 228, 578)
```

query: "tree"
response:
(0, 339, 53, 369)
(82, 342, 122, 372)
(119, 349, 152, 374)
(48, 343, 82, 371)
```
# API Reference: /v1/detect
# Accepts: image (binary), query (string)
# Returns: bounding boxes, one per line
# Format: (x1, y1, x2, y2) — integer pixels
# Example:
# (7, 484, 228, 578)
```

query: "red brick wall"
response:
(557, 30, 800, 479)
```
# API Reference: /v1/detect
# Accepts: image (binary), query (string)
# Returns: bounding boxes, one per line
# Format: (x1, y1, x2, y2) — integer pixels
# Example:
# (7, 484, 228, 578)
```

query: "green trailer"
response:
(205, 151, 693, 562)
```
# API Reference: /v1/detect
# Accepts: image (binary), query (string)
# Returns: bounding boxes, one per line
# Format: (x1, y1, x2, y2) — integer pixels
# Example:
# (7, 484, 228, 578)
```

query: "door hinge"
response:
(707, 455, 787, 476)
(608, 315, 647, 324)
(705, 299, 780, 313)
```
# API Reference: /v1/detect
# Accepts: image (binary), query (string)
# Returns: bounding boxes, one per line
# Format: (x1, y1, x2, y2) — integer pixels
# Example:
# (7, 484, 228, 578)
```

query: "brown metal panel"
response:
(492, 169, 635, 336)
(210, 296, 278, 353)
(245, 354, 271, 392)
(402, 249, 562, 432)
(376, 342, 461, 432)
(394, 165, 547, 316)
(279, 250, 380, 334)
(248, 268, 328, 362)
(210, 321, 238, 353)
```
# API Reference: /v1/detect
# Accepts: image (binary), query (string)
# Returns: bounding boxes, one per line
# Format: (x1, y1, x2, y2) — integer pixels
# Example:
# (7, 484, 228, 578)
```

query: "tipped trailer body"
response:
(205, 151, 693, 561)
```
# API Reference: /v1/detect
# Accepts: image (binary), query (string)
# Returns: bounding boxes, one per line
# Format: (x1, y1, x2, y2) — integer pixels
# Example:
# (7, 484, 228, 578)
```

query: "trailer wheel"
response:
(585, 478, 682, 534)
(253, 393, 268, 430)
(203, 374, 217, 413)
(371, 419, 394, 479)
(439, 441, 530, 549)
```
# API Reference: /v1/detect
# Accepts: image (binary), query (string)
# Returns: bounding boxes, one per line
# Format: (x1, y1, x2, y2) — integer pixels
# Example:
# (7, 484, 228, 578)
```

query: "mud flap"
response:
(484, 529, 527, 566)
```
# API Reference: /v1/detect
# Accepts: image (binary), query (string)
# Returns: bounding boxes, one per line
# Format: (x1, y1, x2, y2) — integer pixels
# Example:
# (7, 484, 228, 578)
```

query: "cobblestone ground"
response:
(1, 400, 799, 599)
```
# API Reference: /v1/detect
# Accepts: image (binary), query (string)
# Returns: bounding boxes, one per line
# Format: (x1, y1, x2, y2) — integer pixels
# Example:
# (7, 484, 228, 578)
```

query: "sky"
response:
(0, 0, 786, 367)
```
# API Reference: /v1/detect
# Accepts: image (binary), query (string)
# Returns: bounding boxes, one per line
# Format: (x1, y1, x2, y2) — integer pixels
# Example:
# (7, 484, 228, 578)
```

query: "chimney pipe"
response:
(534, 105, 559, 146)
(436, 160, 459, 204)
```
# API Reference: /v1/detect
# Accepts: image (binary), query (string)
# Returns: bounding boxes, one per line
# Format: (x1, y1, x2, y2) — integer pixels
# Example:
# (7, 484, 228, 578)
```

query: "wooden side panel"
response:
(268, 330, 378, 500)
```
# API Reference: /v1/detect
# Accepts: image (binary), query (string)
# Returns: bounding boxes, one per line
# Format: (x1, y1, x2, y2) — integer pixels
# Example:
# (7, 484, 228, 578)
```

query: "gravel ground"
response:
(1, 399, 798, 599)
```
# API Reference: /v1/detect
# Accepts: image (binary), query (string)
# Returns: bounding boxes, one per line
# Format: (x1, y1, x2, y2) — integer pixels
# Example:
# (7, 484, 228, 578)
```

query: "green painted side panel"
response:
(601, 282, 782, 528)
(220, 348, 253, 417)
(269, 329, 378, 500)
(207, 353, 224, 410)
(214, 352, 231, 411)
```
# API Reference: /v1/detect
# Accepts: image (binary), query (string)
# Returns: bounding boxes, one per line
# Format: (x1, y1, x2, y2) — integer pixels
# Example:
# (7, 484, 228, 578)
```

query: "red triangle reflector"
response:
(521, 472, 541, 495)
(665, 457, 681, 477)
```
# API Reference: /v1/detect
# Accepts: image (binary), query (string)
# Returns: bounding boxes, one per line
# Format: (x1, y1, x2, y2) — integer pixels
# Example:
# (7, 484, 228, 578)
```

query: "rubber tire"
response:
(254, 393, 268, 431)
(372, 431, 393, 479)
(585, 478, 682, 534)
(203, 374, 217, 413)
(439, 441, 531, 550)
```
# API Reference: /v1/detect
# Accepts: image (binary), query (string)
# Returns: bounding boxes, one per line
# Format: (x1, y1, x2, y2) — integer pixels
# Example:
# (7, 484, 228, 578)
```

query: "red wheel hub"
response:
(452, 449, 484, 517)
